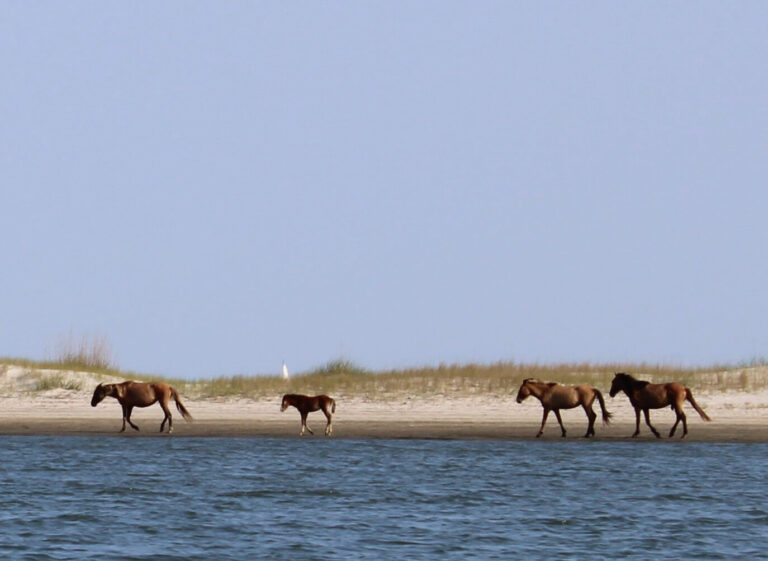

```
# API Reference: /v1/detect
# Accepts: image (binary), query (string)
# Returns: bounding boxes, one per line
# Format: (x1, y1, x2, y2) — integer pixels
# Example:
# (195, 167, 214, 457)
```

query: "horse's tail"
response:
(594, 389, 612, 424)
(172, 388, 194, 422)
(331, 398, 336, 414)
(685, 388, 711, 421)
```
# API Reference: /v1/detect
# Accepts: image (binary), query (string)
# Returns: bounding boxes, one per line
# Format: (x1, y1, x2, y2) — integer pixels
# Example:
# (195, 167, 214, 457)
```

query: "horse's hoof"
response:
(535, 433, 543, 438)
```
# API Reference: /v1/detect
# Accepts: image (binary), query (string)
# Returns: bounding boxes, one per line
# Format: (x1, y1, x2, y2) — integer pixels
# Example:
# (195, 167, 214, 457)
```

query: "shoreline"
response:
(0, 418, 764, 442)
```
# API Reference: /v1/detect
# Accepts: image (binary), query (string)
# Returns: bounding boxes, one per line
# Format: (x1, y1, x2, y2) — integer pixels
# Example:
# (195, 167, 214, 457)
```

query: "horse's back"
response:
(547, 385, 584, 409)
(312, 394, 335, 411)
(303, 394, 334, 412)
(123, 381, 167, 406)
(634, 381, 681, 408)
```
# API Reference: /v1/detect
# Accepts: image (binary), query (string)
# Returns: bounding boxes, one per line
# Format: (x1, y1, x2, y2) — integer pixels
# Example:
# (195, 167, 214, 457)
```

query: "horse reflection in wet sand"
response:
(516, 378, 612, 438)
(91, 381, 193, 433)
(609, 372, 710, 438)
(281, 394, 336, 436)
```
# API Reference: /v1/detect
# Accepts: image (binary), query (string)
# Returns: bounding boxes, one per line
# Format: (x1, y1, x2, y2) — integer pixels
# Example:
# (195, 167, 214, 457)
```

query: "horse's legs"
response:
(669, 416, 678, 437)
(159, 398, 173, 433)
(669, 407, 687, 438)
(123, 405, 140, 431)
(632, 408, 641, 437)
(583, 404, 597, 437)
(681, 409, 688, 438)
(536, 409, 550, 437)
(643, 409, 661, 438)
(553, 409, 566, 438)
(300, 412, 314, 436)
(323, 407, 333, 436)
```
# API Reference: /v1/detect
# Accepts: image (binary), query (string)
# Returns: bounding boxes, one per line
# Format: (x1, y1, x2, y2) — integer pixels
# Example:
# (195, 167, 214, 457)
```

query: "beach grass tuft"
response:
(51, 333, 115, 371)
(34, 373, 83, 392)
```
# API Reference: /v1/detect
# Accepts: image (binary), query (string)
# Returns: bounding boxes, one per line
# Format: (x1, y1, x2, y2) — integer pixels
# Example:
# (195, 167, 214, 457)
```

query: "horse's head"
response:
(280, 394, 290, 412)
(609, 373, 628, 397)
(516, 379, 533, 403)
(91, 383, 109, 407)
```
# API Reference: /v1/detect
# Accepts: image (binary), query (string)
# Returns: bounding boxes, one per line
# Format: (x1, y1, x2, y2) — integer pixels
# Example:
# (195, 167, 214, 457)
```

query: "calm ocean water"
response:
(0, 437, 765, 560)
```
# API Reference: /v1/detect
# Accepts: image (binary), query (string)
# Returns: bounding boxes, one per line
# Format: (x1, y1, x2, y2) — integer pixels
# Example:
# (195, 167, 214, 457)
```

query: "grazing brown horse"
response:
(609, 372, 710, 438)
(516, 378, 612, 438)
(91, 381, 193, 434)
(280, 394, 336, 436)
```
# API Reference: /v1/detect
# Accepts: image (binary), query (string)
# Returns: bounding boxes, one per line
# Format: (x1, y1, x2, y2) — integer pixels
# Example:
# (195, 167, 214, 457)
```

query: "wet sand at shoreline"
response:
(0, 417, 765, 442)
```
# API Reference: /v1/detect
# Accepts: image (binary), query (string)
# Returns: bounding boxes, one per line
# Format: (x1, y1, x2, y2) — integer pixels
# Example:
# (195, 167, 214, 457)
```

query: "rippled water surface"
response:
(1, 437, 766, 560)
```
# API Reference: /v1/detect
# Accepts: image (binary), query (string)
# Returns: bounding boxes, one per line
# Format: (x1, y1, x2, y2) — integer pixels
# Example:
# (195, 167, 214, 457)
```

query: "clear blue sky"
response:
(1, 3, 766, 378)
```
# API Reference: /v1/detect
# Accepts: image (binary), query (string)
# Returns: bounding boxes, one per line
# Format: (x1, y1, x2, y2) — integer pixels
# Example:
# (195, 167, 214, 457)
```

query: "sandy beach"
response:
(0, 365, 765, 441)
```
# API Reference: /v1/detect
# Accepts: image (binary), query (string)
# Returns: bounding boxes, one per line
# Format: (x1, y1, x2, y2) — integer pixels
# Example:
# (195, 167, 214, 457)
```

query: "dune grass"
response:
(34, 373, 83, 392)
(50, 332, 116, 371)
(3, 356, 767, 399)
(189, 360, 768, 400)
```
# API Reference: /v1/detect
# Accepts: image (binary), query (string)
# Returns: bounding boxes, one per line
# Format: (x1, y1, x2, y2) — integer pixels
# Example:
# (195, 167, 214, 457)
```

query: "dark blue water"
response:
(0, 437, 765, 560)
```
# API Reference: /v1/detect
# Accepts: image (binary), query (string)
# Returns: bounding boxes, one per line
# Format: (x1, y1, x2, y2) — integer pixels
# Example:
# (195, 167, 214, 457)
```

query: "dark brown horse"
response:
(280, 394, 336, 436)
(91, 381, 193, 433)
(609, 372, 710, 438)
(516, 378, 612, 438)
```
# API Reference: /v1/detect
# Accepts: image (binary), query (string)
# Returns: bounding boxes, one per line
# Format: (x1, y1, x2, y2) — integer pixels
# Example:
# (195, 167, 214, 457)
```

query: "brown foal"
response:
(280, 394, 336, 436)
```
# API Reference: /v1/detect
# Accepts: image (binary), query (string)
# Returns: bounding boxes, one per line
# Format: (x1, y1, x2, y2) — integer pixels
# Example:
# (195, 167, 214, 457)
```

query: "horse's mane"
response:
(615, 372, 649, 388)
(521, 378, 558, 387)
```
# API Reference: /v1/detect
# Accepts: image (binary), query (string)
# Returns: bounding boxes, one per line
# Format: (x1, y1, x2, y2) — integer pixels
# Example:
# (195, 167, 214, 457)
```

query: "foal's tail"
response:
(594, 389, 612, 424)
(331, 398, 336, 414)
(172, 388, 194, 422)
(685, 388, 711, 421)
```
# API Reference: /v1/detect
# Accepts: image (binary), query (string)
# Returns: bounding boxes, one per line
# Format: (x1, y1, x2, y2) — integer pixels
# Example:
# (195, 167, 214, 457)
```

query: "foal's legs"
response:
(300, 412, 314, 436)
(643, 409, 661, 438)
(553, 410, 567, 438)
